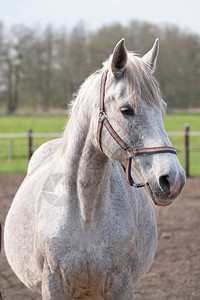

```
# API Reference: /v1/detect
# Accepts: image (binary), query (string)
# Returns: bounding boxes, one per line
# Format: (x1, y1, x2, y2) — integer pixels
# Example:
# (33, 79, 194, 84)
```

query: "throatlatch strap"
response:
(103, 118, 130, 151)
(97, 117, 104, 153)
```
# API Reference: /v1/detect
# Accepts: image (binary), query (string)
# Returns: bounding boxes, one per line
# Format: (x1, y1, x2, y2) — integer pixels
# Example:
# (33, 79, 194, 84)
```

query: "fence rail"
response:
(0, 126, 199, 177)
(0, 132, 62, 138)
(0, 131, 200, 138)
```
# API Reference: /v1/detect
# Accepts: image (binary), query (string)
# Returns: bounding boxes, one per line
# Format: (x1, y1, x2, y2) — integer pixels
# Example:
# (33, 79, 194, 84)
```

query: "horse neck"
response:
(58, 88, 110, 226)
(77, 133, 110, 225)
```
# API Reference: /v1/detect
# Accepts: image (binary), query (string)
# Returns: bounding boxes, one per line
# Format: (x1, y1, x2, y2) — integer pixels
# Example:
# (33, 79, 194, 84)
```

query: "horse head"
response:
(96, 39, 186, 206)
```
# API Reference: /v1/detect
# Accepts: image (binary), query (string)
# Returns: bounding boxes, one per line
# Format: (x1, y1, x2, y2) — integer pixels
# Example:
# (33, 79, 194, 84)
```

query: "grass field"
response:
(0, 115, 67, 173)
(0, 113, 200, 176)
(164, 113, 200, 177)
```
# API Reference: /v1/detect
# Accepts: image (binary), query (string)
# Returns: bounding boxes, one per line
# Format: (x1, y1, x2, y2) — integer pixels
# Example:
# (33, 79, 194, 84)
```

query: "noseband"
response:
(97, 69, 177, 188)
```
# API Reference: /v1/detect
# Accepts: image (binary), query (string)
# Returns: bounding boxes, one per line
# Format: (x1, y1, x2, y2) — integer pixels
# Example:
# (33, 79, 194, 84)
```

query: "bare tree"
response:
(0, 21, 200, 113)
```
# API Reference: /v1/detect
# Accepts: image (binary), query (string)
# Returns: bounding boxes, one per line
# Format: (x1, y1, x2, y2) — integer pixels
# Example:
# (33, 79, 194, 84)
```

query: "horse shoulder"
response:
(27, 138, 61, 175)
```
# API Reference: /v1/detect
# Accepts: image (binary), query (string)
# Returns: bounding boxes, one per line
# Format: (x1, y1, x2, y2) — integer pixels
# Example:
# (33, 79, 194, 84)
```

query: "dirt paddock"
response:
(0, 174, 200, 300)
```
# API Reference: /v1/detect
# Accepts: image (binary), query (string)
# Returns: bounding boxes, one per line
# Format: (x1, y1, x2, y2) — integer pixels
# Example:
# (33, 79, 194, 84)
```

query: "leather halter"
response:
(97, 69, 177, 187)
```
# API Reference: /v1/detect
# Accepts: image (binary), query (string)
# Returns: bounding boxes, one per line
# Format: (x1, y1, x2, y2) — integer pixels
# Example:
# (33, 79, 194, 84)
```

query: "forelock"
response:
(124, 53, 163, 108)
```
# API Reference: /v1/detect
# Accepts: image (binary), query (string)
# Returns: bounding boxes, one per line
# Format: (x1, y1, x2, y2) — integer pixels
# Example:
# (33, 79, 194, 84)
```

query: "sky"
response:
(0, 0, 200, 35)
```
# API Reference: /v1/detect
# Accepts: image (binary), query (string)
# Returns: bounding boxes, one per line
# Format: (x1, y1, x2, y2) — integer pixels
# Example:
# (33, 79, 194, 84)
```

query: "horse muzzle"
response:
(146, 170, 186, 206)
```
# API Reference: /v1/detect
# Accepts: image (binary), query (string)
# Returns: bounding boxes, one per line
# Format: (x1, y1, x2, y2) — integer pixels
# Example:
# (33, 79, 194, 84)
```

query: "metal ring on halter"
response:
(99, 111, 107, 120)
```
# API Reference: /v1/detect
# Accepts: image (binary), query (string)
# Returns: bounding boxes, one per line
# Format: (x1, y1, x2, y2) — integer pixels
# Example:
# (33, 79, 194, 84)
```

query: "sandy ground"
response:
(0, 174, 200, 300)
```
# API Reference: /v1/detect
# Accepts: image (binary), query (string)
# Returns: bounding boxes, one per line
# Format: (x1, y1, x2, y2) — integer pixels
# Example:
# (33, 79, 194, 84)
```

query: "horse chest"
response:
(37, 187, 157, 293)
(42, 207, 146, 282)
(43, 229, 134, 295)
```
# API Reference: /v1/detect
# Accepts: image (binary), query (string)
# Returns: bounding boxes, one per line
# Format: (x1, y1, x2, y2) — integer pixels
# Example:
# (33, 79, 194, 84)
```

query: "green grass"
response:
(0, 115, 67, 133)
(164, 113, 200, 131)
(164, 113, 200, 176)
(0, 115, 67, 174)
(0, 114, 199, 176)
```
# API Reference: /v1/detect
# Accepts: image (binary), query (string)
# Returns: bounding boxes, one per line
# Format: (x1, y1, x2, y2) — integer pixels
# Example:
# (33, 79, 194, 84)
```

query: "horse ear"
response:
(111, 38, 128, 77)
(142, 38, 159, 73)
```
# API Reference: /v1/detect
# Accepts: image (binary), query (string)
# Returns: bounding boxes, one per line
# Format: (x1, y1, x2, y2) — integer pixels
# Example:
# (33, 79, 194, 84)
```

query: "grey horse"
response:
(4, 39, 185, 299)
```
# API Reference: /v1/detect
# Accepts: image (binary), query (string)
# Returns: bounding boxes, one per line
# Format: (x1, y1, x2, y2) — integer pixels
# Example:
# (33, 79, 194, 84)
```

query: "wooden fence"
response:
(0, 125, 199, 177)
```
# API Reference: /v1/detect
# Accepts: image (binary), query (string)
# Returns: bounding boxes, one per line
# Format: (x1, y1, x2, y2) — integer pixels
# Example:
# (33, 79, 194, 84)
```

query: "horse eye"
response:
(120, 105, 134, 116)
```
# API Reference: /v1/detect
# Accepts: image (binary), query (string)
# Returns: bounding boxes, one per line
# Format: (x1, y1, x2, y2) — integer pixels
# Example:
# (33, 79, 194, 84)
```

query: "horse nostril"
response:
(159, 175, 171, 193)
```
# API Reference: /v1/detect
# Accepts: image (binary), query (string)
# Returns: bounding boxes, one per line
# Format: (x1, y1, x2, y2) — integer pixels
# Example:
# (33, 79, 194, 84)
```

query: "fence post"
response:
(28, 129, 33, 160)
(184, 123, 190, 177)
(0, 222, 1, 299)
(8, 139, 13, 162)
(0, 222, 1, 253)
